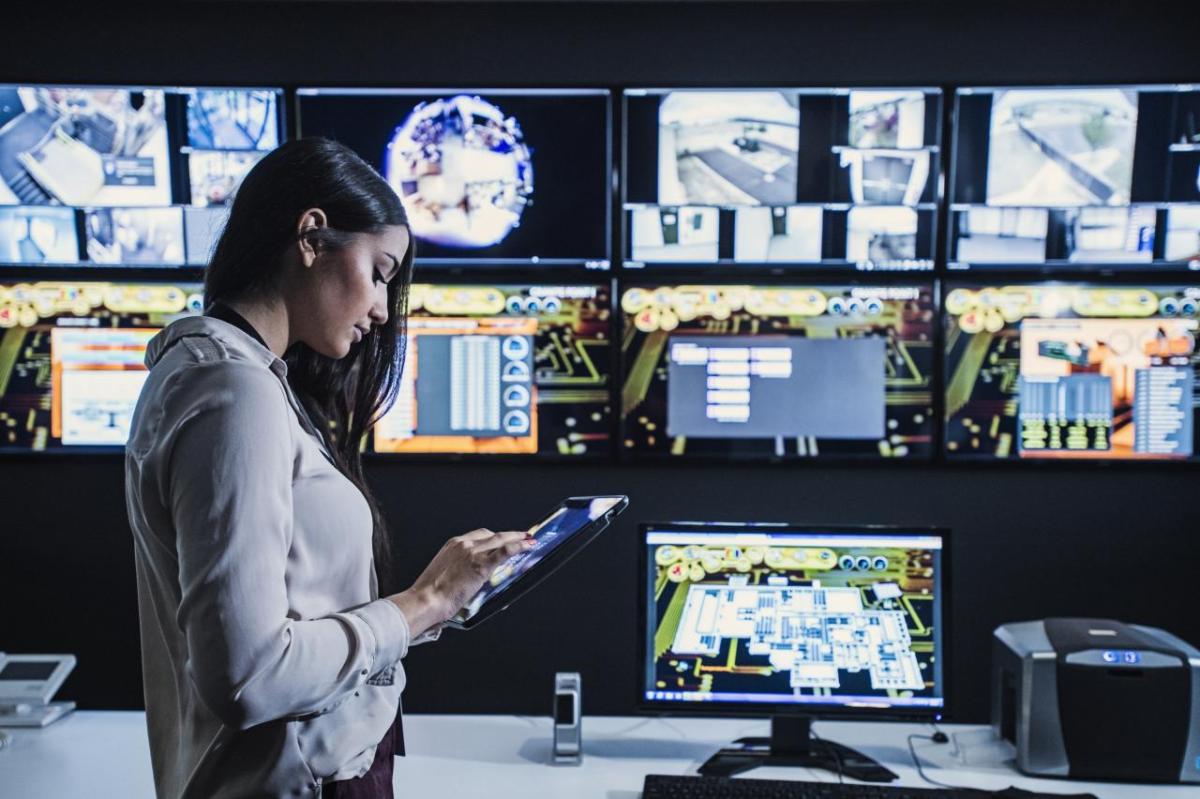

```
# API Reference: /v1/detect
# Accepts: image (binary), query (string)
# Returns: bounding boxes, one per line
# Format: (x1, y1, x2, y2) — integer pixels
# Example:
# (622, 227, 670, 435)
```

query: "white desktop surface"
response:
(0, 711, 1194, 798)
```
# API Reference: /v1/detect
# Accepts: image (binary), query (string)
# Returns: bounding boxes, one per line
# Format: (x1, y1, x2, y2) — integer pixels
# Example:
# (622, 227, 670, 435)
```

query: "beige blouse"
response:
(126, 315, 415, 798)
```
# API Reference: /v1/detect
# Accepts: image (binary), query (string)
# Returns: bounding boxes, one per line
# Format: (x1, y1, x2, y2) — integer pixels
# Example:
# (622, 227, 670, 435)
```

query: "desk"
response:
(0, 712, 1194, 797)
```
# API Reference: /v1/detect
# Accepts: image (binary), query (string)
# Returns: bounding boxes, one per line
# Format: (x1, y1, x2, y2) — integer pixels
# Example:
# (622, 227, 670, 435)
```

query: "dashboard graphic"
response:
(621, 284, 935, 459)
(0, 281, 203, 451)
(945, 283, 1199, 459)
(372, 283, 612, 456)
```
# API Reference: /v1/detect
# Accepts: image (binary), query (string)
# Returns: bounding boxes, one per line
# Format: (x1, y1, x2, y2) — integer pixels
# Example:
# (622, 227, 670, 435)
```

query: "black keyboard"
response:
(643, 775, 949, 799)
(642, 775, 1098, 799)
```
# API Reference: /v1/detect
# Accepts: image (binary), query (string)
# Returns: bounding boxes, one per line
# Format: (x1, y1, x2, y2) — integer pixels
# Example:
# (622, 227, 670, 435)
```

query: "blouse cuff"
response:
(348, 598, 411, 671)
(411, 623, 444, 646)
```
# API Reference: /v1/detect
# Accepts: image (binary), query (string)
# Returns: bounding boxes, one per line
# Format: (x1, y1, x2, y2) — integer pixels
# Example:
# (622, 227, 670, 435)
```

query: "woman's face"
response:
(292, 222, 410, 359)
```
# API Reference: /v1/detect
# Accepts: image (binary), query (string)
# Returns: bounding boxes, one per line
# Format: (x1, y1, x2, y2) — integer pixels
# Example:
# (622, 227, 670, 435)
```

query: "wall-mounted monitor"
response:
(295, 89, 611, 271)
(0, 85, 283, 269)
(371, 282, 612, 457)
(949, 84, 1200, 272)
(623, 88, 941, 272)
(944, 282, 1200, 460)
(0, 280, 203, 452)
(620, 282, 935, 460)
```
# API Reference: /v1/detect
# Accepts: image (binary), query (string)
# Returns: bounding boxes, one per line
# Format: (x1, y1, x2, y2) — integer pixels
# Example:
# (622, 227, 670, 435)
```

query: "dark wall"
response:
(2, 1, 1198, 724)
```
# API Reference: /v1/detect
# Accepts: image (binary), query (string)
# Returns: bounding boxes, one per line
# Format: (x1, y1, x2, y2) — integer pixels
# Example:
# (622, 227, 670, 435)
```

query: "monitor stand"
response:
(697, 715, 898, 782)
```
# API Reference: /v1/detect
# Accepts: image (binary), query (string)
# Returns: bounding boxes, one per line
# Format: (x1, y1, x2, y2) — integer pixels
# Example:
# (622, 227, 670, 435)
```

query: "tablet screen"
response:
(456, 496, 625, 622)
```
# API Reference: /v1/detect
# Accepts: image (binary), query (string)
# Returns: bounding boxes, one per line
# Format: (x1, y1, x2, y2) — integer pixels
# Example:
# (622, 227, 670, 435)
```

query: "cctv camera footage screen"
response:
(0, 84, 283, 268)
(296, 88, 611, 269)
(948, 84, 1200, 271)
(623, 88, 941, 272)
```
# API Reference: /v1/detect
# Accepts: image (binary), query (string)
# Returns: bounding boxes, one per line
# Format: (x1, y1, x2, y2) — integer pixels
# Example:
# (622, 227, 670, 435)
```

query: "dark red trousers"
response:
(323, 715, 403, 799)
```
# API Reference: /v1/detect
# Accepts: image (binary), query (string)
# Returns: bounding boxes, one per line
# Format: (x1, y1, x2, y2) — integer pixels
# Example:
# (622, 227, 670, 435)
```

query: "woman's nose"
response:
(369, 286, 389, 325)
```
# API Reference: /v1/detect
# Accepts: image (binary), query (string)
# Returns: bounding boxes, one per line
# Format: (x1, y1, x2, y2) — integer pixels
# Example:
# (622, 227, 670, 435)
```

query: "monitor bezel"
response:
(635, 521, 951, 722)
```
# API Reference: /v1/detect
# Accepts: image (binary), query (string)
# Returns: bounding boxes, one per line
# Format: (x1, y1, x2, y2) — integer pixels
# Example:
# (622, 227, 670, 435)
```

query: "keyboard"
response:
(641, 774, 1096, 799)
(643, 775, 949, 799)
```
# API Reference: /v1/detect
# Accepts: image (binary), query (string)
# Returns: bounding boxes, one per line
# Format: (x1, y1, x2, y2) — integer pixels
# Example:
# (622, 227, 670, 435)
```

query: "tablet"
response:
(447, 495, 629, 629)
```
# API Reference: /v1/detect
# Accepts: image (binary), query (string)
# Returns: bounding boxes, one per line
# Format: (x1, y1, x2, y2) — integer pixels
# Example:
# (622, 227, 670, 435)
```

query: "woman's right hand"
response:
(388, 529, 533, 637)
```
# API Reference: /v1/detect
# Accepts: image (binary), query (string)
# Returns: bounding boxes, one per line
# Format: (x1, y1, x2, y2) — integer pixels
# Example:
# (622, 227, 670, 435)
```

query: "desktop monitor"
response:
(0, 84, 284, 268)
(639, 522, 947, 778)
(948, 84, 1200, 271)
(370, 282, 612, 457)
(295, 88, 611, 270)
(0, 280, 203, 451)
(944, 282, 1200, 460)
(620, 282, 935, 460)
(622, 88, 941, 271)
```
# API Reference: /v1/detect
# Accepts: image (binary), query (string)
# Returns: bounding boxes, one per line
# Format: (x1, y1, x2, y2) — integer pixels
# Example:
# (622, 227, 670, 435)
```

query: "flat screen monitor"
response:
(623, 88, 941, 271)
(944, 282, 1200, 460)
(620, 283, 935, 460)
(0, 280, 203, 451)
(0, 85, 284, 269)
(371, 282, 612, 457)
(639, 522, 947, 718)
(948, 84, 1200, 271)
(295, 88, 611, 270)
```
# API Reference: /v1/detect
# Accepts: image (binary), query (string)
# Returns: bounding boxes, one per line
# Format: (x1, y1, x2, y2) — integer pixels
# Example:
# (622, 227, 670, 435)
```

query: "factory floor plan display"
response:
(646, 535, 943, 708)
(670, 583, 924, 693)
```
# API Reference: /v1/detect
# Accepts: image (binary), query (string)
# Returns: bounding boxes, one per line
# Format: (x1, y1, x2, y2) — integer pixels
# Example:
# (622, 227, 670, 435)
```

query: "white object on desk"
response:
(1, 712, 1195, 798)
(0, 653, 76, 728)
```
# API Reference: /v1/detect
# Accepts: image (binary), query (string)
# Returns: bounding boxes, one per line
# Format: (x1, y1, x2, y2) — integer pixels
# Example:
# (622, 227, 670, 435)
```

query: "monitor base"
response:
(697, 715, 898, 783)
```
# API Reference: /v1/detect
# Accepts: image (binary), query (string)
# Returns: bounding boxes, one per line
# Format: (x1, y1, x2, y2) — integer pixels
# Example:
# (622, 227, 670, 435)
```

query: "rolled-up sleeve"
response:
(163, 362, 409, 730)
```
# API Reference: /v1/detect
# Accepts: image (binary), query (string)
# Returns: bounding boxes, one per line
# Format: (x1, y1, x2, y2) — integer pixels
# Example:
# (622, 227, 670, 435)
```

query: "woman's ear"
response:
(296, 208, 330, 268)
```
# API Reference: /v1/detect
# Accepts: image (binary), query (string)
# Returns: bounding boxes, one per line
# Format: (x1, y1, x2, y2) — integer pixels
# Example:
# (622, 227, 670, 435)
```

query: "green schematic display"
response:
(621, 283, 935, 460)
(372, 283, 612, 457)
(944, 283, 1200, 460)
(0, 281, 203, 451)
(642, 526, 945, 712)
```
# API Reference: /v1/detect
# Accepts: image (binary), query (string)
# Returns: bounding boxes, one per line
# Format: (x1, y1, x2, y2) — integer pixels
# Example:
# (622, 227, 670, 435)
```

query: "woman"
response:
(125, 138, 531, 799)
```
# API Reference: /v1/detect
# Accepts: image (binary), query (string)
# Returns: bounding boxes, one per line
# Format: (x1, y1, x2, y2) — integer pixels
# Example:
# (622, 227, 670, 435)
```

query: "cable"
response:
(907, 733, 970, 790)
(809, 728, 844, 784)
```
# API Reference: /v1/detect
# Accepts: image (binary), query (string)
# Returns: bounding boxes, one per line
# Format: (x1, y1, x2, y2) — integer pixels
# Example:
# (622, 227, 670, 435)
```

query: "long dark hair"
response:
(204, 137, 413, 594)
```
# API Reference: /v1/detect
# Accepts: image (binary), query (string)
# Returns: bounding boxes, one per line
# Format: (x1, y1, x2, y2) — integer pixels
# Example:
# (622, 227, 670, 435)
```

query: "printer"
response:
(993, 618, 1200, 783)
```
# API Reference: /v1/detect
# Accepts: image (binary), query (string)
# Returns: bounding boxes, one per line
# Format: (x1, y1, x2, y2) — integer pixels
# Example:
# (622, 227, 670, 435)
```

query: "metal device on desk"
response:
(0, 652, 76, 727)
(553, 671, 582, 763)
(993, 618, 1200, 784)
